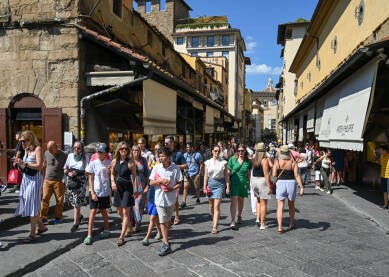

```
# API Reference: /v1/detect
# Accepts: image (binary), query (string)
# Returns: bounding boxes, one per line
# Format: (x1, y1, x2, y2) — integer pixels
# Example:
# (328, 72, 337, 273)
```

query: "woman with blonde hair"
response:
(111, 141, 139, 245)
(13, 130, 47, 242)
(272, 145, 304, 234)
(227, 144, 252, 229)
(250, 143, 271, 229)
(130, 145, 150, 231)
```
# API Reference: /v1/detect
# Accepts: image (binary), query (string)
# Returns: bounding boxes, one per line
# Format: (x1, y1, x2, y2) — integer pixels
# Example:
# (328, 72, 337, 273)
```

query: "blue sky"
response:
(185, 0, 319, 91)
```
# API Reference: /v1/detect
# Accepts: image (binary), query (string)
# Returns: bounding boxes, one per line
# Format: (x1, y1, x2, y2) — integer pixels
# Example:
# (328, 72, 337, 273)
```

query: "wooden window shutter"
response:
(0, 108, 7, 180)
(42, 108, 63, 149)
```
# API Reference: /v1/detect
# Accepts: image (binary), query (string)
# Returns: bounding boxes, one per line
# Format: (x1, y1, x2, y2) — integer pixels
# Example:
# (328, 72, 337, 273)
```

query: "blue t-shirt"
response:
(171, 151, 186, 165)
(184, 152, 203, 177)
(148, 185, 155, 204)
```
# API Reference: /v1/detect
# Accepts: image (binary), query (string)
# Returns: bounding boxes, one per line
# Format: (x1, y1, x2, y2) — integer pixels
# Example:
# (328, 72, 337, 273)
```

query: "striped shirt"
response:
(380, 154, 389, 178)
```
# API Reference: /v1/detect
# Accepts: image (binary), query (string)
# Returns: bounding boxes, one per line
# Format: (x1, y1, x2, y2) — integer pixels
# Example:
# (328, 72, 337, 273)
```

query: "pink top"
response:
(291, 150, 302, 161)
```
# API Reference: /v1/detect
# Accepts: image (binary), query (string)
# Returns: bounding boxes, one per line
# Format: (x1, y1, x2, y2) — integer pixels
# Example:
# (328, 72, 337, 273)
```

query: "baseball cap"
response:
(96, 143, 108, 153)
(288, 143, 295, 149)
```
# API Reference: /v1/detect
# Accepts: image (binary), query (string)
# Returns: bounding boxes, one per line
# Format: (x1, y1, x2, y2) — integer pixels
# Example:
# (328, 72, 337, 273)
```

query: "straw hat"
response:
(279, 145, 291, 160)
(254, 142, 265, 152)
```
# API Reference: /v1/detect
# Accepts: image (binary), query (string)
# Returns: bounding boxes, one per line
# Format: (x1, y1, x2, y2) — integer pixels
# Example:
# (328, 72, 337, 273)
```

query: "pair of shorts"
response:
(381, 178, 389, 193)
(89, 193, 110, 210)
(113, 190, 134, 208)
(315, 171, 323, 181)
(276, 180, 297, 201)
(251, 177, 271, 200)
(184, 173, 201, 189)
(148, 202, 158, 216)
(156, 205, 174, 223)
(230, 182, 249, 198)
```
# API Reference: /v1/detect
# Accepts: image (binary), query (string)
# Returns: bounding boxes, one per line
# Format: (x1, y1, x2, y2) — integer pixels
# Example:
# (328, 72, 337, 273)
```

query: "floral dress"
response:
(130, 157, 149, 227)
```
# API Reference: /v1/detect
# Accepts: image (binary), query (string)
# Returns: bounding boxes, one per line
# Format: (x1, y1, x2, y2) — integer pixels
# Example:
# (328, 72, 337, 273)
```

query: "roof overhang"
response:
(277, 21, 310, 45)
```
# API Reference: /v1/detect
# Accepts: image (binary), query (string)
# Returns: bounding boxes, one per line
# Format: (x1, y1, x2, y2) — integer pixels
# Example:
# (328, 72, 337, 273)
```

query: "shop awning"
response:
(205, 105, 214, 134)
(318, 59, 378, 151)
(315, 101, 324, 136)
(307, 106, 315, 132)
(143, 79, 176, 135)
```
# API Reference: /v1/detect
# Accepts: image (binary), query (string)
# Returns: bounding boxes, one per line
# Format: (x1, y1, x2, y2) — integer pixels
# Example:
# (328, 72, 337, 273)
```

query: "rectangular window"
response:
(146, 0, 151, 13)
(113, 0, 122, 18)
(207, 52, 214, 57)
(222, 35, 230, 46)
(160, 0, 166, 11)
(207, 36, 214, 47)
(192, 37, 199, 47)
(176, 37, 184, 45)
(222, 51, 229, 58)
(191, 52, 198, 57)
(147, 30, 152, 46)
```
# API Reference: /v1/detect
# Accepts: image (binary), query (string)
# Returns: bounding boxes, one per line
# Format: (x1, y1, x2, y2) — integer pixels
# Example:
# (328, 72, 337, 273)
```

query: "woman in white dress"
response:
(14, 130, 46, 243)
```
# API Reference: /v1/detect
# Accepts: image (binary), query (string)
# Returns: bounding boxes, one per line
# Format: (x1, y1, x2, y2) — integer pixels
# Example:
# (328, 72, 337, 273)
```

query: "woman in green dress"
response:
(227, 144, 252, 229)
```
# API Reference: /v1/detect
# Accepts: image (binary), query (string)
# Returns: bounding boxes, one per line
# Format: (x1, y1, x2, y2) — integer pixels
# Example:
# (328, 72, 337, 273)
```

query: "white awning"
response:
(143, 79, 176, 135)
(315, 101, 324, 136)
(86, 71, 135, 86)
(307, 106, 315, 132)
(205, 106, 214, 134)
(319, 59, 378, 151)
(298, 115, 303, 142)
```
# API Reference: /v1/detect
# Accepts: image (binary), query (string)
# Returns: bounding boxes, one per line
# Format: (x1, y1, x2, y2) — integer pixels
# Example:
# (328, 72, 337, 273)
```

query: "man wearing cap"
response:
(84, 143, 112, 245)
(288, 144, 303, 163)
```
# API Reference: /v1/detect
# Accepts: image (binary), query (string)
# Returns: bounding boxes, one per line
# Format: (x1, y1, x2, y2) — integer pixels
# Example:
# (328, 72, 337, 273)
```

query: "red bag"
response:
(7, 169, 23, 185)
(205, 186, 211, 196)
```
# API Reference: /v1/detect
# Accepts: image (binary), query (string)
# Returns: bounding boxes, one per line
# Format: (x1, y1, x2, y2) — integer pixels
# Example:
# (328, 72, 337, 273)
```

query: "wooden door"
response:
(42, 108, 63, 149)
(0, 108, 7, 181)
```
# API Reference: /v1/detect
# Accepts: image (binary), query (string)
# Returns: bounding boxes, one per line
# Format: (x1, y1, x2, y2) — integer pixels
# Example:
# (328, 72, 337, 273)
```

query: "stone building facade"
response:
(135, 0, 191, 43)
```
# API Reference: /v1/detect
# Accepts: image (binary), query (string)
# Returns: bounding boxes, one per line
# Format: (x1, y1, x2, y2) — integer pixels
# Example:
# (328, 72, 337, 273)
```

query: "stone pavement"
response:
(5, 182, 386, 277)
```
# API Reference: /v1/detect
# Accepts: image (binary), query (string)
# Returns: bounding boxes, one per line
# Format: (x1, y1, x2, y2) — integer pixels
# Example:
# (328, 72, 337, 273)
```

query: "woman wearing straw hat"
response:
(250, 143, 271, 230)
(272, 145, 304, 234)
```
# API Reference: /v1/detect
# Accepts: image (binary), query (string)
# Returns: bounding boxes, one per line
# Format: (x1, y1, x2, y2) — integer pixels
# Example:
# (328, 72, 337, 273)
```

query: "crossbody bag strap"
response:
(231, 159, 244, 177)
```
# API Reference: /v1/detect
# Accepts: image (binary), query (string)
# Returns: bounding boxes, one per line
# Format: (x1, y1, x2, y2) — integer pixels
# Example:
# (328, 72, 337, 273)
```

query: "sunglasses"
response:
(20, 140, 26, 143)
(214, 150, 221, 153)
(238, 150, 245, 152)
(120, 148, 129, 151)
(155, 149, 161, 151)
(164, 142, 169, 145)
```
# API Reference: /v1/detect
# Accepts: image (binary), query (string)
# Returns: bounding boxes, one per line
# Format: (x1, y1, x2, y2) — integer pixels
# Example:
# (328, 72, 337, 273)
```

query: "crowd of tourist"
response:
(2, 129, 389, 256)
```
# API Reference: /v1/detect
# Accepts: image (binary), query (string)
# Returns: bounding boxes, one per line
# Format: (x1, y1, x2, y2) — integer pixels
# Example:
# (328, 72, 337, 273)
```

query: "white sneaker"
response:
(315, 186, 320, 190)
(319, 188, 324, 192)
(260, 224, 268, 230)
(326, 190, 331, 194)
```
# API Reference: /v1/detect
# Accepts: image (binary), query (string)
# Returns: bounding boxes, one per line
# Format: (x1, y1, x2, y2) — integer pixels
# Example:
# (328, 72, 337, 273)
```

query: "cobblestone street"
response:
(20, 182, 389, 277)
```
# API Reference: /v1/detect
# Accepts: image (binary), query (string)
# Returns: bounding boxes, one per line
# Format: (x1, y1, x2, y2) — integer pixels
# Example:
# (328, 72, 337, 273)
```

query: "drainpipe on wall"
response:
(80, 71, 153, 144)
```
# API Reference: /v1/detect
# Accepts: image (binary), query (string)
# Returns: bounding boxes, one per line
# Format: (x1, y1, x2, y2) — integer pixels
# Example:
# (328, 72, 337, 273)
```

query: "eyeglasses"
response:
(214, 150, 221, 153)
(120, 148, 129, 151)
(20, 140, 26, 143)
(238, 150, 245, 152)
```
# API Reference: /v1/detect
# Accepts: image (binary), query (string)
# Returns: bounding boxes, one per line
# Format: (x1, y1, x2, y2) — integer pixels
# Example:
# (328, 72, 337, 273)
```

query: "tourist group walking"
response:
(8, 128, 381, 256)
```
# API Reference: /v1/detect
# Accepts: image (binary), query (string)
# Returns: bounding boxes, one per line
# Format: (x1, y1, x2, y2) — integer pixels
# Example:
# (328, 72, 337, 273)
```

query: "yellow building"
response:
(281, 0, 389, 186)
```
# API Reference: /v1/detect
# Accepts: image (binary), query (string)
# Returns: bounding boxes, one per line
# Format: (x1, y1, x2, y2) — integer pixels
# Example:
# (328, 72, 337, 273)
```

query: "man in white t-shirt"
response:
(83, 143, 112, 245)
(149, 146, 183, 256)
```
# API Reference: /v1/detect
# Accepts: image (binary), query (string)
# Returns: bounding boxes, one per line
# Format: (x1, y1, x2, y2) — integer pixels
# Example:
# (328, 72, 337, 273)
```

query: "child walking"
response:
(84, 143, 112, 245)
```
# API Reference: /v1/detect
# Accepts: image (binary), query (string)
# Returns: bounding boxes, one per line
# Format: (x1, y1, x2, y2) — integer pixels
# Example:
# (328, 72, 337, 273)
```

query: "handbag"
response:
(66, 169, 85, 191)
(22, 166, 39, 176)
(8, 169, 23, 184)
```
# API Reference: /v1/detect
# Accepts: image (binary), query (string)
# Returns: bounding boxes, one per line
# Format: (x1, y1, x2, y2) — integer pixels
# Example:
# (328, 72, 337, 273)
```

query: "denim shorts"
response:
(381, 178, 389, 193)
(276, 179, 297, 201)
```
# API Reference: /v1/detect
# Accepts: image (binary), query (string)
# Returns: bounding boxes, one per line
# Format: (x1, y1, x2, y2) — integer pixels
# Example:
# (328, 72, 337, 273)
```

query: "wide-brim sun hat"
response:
(255, 142, 265, 152)
(279, 145, 291, 160)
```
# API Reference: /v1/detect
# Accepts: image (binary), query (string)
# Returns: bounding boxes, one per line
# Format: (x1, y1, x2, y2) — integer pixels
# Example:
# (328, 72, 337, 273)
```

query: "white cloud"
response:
(246, 41, 257, 54)
(247, 36, 254, 40)
(247, 64, 283, 75)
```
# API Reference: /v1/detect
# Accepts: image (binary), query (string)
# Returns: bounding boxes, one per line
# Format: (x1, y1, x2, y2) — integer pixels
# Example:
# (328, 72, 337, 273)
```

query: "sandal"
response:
(230, 224, 237, 230)
(116, 237, 125, 247)
(278, 229, 286, 234)
(211, 227, 218, 234)
(125, 231, 134, 238)
(23, 235, 37, 243)
(37, 227, 48, 235)
(174, 218, 180, 225)
(288, 225, 296, 231)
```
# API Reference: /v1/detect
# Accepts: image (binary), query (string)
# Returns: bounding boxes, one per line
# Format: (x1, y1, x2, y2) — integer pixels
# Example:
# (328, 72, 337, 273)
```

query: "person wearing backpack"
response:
(181, 143, 203, 208)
